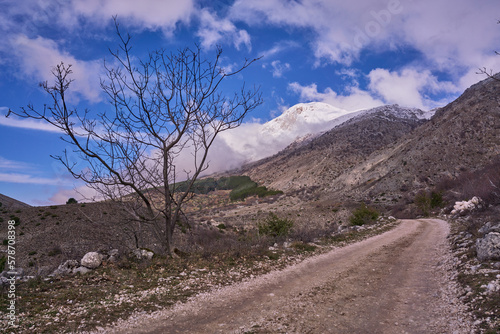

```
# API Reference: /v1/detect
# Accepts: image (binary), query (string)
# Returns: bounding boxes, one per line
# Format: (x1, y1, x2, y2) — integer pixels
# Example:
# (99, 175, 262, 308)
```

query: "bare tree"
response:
(8, 23, 262, 255)
(477, 19, 500, 81)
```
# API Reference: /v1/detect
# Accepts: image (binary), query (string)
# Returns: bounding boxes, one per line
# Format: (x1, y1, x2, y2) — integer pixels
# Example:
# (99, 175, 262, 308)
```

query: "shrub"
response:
(66, 198, 78, 204)
(9, 216, 20, 226)
(430, 191, 444, 208)
(0, 256, 5, 272)
(414, 192, 431, 216)
(414, 191, 444, 216)
(257, 213, 293, 238)
(349, 204, 379, 226)
(48, 246, 62, 257)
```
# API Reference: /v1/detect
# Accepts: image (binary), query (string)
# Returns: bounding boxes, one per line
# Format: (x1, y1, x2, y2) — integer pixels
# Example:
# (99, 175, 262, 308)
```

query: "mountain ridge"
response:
(239, 74, 500, 206)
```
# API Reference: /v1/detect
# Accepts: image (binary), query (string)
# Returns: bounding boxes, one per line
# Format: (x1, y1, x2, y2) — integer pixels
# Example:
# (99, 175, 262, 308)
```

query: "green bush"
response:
(430, 191, 444, 208)
(349, 204, 379, 226)
(415, 191, 444, 216)
(258, 213, 293, 237)
(66, 197, 78, 204)
(9, 215, 20, 226)
(0, 256, 5, 272)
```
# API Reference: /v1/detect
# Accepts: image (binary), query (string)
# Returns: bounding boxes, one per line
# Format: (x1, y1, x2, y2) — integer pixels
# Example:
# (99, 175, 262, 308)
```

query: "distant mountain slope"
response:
(241, 105, 428, 192)
(0, 193, 31, 209)
(328, 75, 500, 201)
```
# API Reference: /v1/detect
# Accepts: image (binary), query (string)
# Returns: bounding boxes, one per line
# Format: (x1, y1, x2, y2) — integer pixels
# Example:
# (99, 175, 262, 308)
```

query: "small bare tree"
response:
(8, 23, 262, 255)
(477, 19, 500, 81)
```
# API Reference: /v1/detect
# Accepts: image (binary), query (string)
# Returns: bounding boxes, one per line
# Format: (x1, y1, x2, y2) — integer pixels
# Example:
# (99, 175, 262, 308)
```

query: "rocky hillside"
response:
(0, 193, 31, 209)
(327, 75, 500, 201)
(240, 75, 500, 205)
(241, 105, 428, 193)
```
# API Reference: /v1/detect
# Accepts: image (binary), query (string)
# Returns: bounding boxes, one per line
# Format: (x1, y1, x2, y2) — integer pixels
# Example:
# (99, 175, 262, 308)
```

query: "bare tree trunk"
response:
(7, 19, 262, 256)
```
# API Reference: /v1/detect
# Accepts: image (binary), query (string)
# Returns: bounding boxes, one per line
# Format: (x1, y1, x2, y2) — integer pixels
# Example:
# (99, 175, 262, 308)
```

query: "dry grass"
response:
(0, 213, 399, 333)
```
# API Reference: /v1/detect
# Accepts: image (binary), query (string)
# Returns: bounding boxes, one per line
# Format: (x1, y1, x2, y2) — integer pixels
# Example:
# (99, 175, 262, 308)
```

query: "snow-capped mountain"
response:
(261, 102, 369, 139)
(350, 104, 435, 121)
(213, 102, 433, 174)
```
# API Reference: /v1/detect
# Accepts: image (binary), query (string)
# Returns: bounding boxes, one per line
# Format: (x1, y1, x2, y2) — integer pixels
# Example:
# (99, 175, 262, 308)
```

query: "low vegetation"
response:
(170, 175, 283, 201)
(257, 213, 294, 238)
(349, 204, 379, 226)
(0, 215, 397, 333)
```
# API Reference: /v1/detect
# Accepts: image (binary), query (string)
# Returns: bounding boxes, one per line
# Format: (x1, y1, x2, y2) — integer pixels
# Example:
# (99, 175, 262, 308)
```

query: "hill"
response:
(240, 104, 429, 193)
(240, 75, 500, 209)
(0, 193, 31, 209)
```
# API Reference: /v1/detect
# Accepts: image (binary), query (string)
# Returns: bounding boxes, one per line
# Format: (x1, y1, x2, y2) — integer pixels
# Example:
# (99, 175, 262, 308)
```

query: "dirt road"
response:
(108, 219, 474, 333)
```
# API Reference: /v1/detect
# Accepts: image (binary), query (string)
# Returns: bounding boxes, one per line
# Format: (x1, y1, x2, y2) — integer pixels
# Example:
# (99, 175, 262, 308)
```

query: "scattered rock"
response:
(451, 197, 483, 216)
(479, 222, 500, 235)
(476, 232, 500, 262)
(132, 248, 154, 260)
(73, 266, 92, 275)
(81, 252, 103, 269)
(51, 260, 79, 276)
(107, 249, 120, 263)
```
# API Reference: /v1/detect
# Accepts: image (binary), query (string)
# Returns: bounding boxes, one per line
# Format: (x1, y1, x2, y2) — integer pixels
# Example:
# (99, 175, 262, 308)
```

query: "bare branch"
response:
(13, 20, 262, 255)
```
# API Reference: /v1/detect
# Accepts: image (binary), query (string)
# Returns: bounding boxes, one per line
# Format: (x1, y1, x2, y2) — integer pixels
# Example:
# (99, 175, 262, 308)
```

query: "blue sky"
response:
(1, 0, 500, 206)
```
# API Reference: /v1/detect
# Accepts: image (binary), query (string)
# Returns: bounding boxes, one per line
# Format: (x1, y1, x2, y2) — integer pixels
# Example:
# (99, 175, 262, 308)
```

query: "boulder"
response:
(73, 266, 92, 275)
(479, 222, 500, 235)
(51, 260, 79, 276)
(107, 249, 120, 263)
(132, 248, 154, 260)
(81, 252, 103, 269)
(476, 232, 500, 261)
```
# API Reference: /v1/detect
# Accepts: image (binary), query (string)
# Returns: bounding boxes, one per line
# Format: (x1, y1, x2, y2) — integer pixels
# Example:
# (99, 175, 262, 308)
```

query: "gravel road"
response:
(103, 219, 475, 334)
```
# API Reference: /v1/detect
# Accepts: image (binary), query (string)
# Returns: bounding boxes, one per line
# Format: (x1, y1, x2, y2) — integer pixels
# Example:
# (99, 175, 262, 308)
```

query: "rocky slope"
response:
(0, 193, 31, 209)
(328, 75, 500, 201)
(241, 104, 428, 193)
(241, 75, 500, 204)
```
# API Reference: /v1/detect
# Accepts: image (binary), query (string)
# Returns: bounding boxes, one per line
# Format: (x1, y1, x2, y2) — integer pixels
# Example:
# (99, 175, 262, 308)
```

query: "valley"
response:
(1, 74, 500, 333)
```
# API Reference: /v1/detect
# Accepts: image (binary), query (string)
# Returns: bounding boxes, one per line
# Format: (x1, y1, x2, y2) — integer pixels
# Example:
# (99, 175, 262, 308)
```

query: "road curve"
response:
(106, 219, 473, 334)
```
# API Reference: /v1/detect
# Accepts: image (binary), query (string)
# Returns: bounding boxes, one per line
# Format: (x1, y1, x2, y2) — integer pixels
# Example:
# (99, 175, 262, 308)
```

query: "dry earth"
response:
(98, 219, 475, 334)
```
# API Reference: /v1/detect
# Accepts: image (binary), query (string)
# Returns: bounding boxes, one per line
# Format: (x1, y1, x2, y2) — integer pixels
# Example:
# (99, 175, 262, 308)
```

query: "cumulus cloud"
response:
(229, 0, 405, 65)
(288, 82, 383, 111)
(196, 8, 251, 50)
(268, 60, 291, 78)
(288, 66, 467, 110)
(229, 0, 500, 74)
(368, 68, 460, 109)
(71, 0, 193, 31)
(11, 35, 103, 103)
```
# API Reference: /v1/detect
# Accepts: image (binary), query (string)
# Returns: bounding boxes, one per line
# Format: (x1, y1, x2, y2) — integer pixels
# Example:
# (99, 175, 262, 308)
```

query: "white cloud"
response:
(229, 0, 500, 77)
(288, 66, 467, 111)
(0, 112, 65, 133)
(259, 40, 301, 59)
(11, 35, 103, 103)
(368, 68, 460, 109)
(0, 156, 35, 171)
(196, 8, 251, 50)
(269, 60, 291, 78)
(0, 172, 64, 185)
(229, 0, 404, 65)
(288, 82, 383, 112)
(62, 0, 194, 34)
